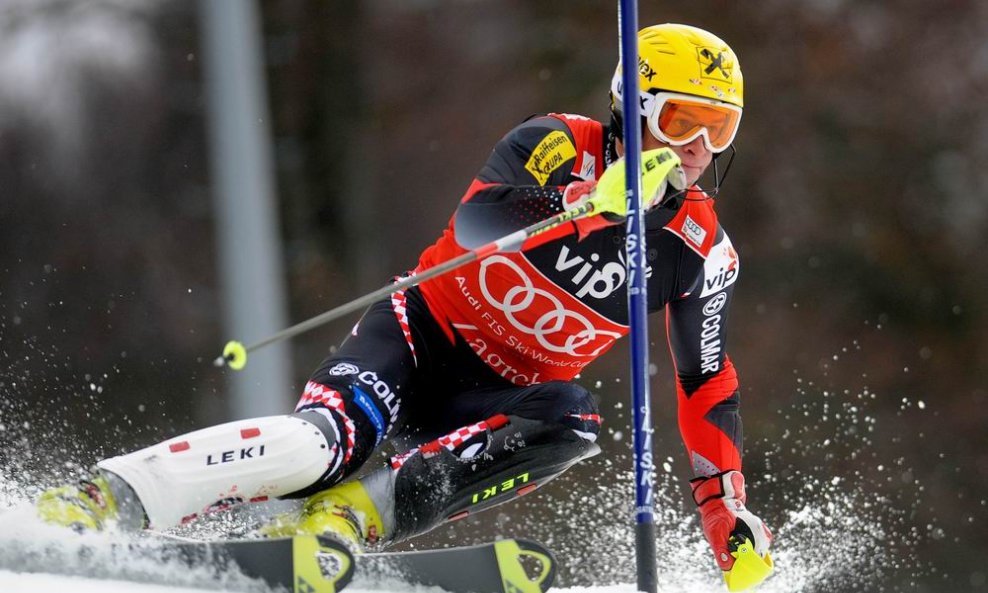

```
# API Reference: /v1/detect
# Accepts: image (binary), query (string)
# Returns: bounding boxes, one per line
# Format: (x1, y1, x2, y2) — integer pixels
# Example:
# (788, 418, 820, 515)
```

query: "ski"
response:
(0, 529, 555, 593)
(0, 532, 356, 593)
(359, 538, 556, 593)
(155, 534, 556, 593)
(159, 533, 355, 593)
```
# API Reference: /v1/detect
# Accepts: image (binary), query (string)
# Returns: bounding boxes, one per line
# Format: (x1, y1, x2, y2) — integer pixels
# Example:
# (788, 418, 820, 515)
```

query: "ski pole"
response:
(615, 2, 659, 593)
(214, 201, 597, 370)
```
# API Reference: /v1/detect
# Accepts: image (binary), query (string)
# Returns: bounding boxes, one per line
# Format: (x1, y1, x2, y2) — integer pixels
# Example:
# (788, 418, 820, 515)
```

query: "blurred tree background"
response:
(1, 1, 985, 591)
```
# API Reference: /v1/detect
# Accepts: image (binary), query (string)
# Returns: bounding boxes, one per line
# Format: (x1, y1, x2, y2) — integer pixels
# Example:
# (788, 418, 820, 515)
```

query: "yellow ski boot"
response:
(262, 480, 385, 552)
(36, 475, 119, 531)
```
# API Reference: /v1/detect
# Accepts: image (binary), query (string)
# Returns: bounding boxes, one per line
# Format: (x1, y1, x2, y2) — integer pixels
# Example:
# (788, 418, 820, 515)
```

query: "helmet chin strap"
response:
(704, 143, 738, 198)
(713, 144, 737, 189)
(659, 143, 737, 208)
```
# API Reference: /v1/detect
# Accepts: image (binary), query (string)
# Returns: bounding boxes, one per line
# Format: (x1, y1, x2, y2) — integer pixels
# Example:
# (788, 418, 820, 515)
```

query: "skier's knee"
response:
(287, 373, 401, 496)
(514, 381, 602, 443)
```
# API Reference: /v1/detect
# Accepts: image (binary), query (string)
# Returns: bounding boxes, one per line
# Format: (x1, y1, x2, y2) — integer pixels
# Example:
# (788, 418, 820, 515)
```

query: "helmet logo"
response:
(638, 57, 657, 82)
(612, 76, 655, 118)
(697, 47, 732, 82)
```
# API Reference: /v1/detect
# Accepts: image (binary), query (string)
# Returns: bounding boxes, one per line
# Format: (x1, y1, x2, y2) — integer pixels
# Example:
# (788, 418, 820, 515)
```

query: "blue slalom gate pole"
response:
(617, 1, 657, 592)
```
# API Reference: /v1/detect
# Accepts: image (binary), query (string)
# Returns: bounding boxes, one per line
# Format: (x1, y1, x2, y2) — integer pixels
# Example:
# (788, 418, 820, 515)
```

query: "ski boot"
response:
(36, 471, 144, 532)
(261, 480, 385, 552)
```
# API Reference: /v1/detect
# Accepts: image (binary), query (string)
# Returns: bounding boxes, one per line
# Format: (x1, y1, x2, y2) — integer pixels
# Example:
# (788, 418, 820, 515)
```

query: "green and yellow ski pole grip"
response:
(212, 201, 598, 371)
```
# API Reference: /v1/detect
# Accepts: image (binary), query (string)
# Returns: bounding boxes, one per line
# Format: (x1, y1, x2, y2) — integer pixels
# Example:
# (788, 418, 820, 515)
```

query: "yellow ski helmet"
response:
(609, 24, 744, 142)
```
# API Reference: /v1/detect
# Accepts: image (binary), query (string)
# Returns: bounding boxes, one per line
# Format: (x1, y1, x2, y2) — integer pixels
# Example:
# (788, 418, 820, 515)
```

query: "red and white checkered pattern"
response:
(389, 415, 508, 471)
(434, 419, 490, 451)
(391, 285, 417, 367)
(389, 449, 416, 471)
(297, 381, 356, 464)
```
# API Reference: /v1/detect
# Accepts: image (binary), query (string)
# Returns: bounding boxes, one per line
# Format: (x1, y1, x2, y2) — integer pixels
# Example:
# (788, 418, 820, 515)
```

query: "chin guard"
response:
(724, 536, 774, 592)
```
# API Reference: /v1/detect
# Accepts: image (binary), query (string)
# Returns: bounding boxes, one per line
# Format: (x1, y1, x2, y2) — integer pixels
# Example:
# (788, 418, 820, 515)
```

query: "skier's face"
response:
(643, 132, 712, 186)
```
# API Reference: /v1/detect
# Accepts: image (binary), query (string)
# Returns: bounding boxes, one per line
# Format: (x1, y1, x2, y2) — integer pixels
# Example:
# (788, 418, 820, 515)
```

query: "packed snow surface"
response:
(0, 337, 933, 592)
(0, 464, 919, 593)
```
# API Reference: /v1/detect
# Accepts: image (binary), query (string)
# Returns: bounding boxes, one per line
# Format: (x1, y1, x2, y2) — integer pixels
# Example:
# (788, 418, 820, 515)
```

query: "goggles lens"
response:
(648, 93, 742, 153)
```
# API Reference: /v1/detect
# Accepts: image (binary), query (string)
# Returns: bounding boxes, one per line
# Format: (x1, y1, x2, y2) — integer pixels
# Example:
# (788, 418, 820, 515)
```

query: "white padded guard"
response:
(98, 415, 332, 528)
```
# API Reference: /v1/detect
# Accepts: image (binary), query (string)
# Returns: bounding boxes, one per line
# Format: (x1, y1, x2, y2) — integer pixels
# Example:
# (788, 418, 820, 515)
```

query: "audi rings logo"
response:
(479, 255, 621, 357)
(703, 293, 728, 316)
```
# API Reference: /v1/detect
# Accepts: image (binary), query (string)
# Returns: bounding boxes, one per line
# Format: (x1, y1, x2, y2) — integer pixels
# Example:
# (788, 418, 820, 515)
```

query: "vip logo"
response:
(554, 244, 626, 299)
(703, 265, 738, 296)
(700, 239, 740, 298)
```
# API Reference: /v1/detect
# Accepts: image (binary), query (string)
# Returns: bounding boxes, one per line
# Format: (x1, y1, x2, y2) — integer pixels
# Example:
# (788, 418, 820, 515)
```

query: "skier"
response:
(38, 23, 772, 588)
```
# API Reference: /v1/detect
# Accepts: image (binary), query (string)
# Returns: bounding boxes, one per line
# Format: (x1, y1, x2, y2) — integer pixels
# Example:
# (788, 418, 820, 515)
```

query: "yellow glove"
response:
(589, 147, 686, 220)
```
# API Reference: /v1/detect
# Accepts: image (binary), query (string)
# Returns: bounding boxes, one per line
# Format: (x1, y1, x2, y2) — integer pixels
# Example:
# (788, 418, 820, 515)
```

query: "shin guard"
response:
(97, 413, 337, 528)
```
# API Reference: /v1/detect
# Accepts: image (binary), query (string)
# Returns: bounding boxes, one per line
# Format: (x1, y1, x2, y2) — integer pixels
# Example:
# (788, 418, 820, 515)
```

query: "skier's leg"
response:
(36, 411, 349, 531)
(294, 379, 602, 547)
(36, 296, 418, 531)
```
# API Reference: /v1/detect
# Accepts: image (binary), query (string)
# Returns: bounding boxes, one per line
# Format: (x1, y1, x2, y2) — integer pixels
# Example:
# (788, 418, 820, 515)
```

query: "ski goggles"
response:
(645, 92, 742, 153)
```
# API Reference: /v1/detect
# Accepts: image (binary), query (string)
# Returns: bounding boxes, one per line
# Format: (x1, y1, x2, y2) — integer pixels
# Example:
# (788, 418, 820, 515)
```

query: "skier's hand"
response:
(561, 179, 598, 212)
(691, 471, 774, 591)
(562, 148, 685, 239)
(561, 179, 612, 240)
(588, 147, 686, 220)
